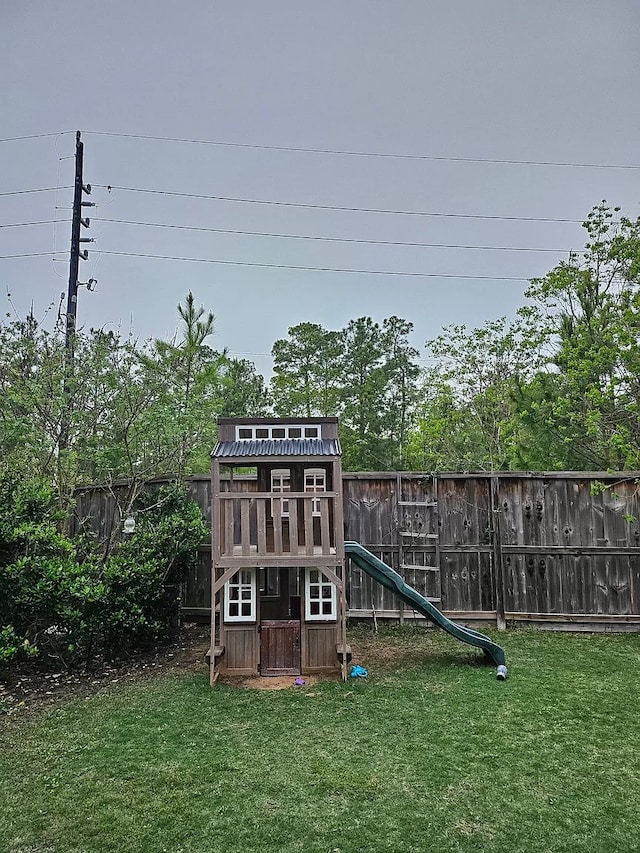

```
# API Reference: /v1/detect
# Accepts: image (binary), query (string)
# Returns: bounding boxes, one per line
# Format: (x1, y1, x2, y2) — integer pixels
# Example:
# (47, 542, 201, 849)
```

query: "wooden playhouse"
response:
(209, 417, 349, 684)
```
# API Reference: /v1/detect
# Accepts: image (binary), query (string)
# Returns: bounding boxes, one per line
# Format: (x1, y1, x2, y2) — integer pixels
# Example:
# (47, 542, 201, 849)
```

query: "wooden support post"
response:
(491, 475, 507, 632)
(211, 460, 221, 686)
(332, 457, 347, 681)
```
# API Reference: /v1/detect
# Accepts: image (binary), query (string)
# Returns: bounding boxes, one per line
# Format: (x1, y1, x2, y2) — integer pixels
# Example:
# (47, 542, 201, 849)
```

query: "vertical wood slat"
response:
(241, 499, 250, 556)
(491, 476, 507, 631)
(224, 499, 234, 557)
(304, 497, 314, 555)
(257, 499, 267, 554)
(288, 497, 299, 555)
(320, 496, 331, 555)
(273, 497, 283, 555)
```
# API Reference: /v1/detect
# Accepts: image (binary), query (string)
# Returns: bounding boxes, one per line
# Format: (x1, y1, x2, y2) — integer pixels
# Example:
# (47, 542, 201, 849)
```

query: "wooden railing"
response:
(218, 492, 337, 558)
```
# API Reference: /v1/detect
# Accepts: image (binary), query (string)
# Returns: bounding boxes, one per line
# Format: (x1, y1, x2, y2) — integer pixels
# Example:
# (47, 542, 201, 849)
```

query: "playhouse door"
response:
(261, 620, 301, 676)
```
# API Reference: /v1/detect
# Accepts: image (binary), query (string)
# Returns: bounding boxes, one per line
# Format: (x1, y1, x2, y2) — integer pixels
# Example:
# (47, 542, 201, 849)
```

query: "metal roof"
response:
(212, 438, 341, 458)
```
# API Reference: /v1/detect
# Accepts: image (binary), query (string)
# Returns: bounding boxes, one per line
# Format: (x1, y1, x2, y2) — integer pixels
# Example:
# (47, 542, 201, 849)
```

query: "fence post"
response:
(490, 476, 507, 631)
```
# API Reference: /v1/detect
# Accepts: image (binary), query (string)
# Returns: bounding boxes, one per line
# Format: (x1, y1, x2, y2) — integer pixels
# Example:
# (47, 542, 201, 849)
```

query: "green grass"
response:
(1, 627, 640, 853)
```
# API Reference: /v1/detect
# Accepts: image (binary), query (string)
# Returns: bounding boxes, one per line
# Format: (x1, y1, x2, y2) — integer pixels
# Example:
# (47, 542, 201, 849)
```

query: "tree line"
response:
(2, 201, 639, 505)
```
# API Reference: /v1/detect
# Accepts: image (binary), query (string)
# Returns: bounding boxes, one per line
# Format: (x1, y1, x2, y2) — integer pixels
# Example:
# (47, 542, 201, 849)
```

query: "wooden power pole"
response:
(60, 132, 94, 455)
(65, 130, 94, 359)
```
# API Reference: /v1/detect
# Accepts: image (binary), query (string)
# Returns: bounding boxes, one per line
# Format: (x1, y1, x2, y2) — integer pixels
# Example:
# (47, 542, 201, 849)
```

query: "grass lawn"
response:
(1, 626, 639, 853)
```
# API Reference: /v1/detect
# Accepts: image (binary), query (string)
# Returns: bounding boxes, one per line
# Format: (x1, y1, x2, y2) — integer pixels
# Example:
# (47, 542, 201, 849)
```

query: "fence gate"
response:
(396, 474, 441, 617)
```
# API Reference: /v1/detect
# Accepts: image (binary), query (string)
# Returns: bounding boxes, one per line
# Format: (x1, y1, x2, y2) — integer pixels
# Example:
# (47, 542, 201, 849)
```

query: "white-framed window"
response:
(271, 469, 291, 517)
(224, 569, 256, 622)
(304, 467, 326, 517)
(235, 424, 320, 441)
(305, 568, 337, 621)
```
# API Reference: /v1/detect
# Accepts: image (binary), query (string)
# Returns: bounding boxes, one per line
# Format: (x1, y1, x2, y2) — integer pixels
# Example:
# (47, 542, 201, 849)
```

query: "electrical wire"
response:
(0, 220, 70, 229)
(0, 131, 73, 144)
(0, 187, 72, 197)
(92, 249, 531, 280)
(93, 217, 573, 253)
(85, 131, 640, 170)
(94, 185, 586, 224)
(0, 252, 62, 259)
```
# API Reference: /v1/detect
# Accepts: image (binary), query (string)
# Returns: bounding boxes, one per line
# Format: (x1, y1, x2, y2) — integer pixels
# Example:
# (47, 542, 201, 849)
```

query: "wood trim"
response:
(341, 471, 640, 480)
(346, 608, 640, 624)
(218, 490, 339, 499)
(500, 545, 640, 556)
(348, 544, 640, 556)
(213, 565, 244, 594)
(217, 554, 343, 568)
(318, 566, 343, 592)
(215, 456, 339, 466)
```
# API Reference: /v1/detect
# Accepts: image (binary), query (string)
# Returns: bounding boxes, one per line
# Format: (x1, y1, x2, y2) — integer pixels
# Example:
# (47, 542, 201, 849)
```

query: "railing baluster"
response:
(273, 497, 283, 555)
(257, 498, 266, 554)
(289, 497, 299, 555)
(304, 497, 314, 556)
(241, 499, 250, 556)
(320, 496, 331, 555)
(224, 500, 234, 556)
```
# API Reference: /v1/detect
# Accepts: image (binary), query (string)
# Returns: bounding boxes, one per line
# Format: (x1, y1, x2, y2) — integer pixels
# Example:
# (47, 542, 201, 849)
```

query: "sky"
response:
(1, 1, 640, 378)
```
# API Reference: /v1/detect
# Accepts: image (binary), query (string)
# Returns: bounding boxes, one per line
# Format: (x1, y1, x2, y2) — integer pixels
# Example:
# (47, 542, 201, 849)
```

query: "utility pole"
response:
(60, 132, 94, 457)
(65, 130, 94, 360)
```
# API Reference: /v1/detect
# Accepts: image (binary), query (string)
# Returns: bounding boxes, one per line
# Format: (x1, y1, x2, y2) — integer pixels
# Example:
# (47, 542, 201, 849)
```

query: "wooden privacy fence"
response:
(73, 471, 640, 632)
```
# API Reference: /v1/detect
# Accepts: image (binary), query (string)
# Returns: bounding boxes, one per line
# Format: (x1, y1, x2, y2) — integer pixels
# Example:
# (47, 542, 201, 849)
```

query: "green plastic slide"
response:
(345, 541, 507, 679)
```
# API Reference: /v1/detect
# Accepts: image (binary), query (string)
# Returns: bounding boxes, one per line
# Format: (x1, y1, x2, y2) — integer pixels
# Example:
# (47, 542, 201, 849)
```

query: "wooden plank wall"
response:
(72, 472, 640, 630)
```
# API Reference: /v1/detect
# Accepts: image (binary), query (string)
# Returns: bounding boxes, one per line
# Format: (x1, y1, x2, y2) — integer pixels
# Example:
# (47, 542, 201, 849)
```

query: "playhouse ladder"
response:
(396, 474, 441, 621)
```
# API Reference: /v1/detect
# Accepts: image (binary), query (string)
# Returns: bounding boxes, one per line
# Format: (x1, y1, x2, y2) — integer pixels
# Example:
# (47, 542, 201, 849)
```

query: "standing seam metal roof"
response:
(212, 438, 341, 458)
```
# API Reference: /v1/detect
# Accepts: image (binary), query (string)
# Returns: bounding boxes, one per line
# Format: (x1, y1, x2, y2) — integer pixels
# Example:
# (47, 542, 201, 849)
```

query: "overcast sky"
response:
(2, 2, 639, 377)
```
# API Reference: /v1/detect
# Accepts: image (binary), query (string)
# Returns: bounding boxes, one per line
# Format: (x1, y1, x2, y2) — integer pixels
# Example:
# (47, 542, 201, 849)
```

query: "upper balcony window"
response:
(271, 469, 291, 517)
(305, 468, 326, 516)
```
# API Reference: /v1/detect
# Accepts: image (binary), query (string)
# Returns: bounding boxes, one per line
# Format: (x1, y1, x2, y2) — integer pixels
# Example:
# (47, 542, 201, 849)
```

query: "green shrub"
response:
(0, 477, 207, 671)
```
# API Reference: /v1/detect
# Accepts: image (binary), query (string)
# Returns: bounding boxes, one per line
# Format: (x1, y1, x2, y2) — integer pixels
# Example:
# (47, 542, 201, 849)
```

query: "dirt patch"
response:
(1, 626, 345, 716)
(0, 623, 211, 720)
(228, 674, 322, 691)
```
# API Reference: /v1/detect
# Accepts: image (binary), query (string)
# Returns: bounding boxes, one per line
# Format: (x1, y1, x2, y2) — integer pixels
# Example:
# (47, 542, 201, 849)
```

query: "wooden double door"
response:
(260, 620, 301, 676)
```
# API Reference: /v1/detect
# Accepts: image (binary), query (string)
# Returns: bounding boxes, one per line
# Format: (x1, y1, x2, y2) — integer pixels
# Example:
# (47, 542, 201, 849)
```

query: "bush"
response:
(0, 477, 207, 671)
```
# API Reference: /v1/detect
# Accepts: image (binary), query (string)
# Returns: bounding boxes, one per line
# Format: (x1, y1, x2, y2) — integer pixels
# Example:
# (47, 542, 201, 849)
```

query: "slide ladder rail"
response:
(345, 541, 507, 677)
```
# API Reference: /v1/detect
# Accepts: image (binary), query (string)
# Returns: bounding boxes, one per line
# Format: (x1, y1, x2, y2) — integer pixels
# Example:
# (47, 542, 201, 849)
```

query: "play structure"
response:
(209, 417, 507, 684)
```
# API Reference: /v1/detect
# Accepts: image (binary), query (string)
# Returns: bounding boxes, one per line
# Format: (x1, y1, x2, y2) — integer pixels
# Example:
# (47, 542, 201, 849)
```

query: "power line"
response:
(93, 216, 572, 254)
(0, 251, 60, 259)
(93, 249, 531, 280)
(0, 131, 73, 144)
(85, 131, 640, 170)
(94, 185, 586, 224)
(0, 186, 72, 198)
(0, 220, 70, 229)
